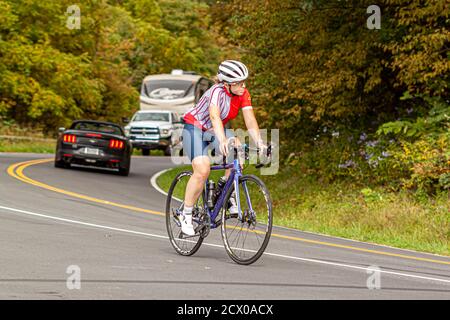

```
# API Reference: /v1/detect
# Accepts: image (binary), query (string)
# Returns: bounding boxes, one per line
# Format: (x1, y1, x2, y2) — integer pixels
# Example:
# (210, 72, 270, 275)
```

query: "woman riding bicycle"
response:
(180, 60, 268, 236)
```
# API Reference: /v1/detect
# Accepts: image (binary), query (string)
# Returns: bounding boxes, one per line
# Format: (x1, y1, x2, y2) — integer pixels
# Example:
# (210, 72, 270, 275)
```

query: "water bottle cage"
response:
(213, 178, 226, 205)
(207, 181, 216, 209)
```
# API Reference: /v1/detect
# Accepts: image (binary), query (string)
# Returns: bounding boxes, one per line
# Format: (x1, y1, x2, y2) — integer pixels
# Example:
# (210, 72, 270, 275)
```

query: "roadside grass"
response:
(0, 121, 57, 153)
(0, 138, 56, 153)
(157, 163, 450, 256)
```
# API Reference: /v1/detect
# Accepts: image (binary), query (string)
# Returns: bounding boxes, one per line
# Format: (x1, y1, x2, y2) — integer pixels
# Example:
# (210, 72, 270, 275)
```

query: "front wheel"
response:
(221, 175, 273, 265)
(166, 171, 205, 256)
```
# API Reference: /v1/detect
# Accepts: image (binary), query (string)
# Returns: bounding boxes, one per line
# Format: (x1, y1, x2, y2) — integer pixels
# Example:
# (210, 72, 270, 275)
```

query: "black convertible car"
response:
(54, 120, 132, 176)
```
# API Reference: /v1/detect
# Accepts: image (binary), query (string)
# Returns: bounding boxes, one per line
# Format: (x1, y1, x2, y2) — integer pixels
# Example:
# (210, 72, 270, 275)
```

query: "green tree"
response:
(0, 0, 222, 133)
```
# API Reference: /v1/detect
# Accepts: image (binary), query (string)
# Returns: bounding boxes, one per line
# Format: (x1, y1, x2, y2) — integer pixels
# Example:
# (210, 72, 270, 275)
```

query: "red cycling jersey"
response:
(184, 83, 253, 131)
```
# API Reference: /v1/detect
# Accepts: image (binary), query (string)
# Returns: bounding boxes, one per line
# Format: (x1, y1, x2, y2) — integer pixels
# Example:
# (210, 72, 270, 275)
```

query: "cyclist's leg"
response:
(184, 156, 210, 207)
(182, 124, 211, 207)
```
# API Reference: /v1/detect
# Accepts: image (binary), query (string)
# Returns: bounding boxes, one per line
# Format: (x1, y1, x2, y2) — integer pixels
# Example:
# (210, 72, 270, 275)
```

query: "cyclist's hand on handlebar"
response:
(220, 136, 240, 157)
(225, 137, 241, 153)
(231, 138, 244, 169)
(229, 137, 242, 148)
(257, 140, 269, 157)
(219, 139, 229, 157)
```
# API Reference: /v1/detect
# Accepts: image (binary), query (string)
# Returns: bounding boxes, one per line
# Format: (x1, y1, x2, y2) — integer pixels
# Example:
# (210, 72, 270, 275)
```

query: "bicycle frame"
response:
(201, 158, 250, 229)
(167, 143, 272, 264)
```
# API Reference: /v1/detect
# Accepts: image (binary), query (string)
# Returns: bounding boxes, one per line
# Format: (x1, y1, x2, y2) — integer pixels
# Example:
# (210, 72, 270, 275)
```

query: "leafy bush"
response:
(376, 95, 450, 193)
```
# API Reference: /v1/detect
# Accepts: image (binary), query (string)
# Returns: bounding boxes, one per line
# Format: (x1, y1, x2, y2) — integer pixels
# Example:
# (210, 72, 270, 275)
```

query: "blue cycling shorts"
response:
(182, 123, 235, 162)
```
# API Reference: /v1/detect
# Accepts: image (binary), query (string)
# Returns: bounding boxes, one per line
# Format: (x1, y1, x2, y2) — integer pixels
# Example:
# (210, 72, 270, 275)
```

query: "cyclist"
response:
(180, 60, 268, 236)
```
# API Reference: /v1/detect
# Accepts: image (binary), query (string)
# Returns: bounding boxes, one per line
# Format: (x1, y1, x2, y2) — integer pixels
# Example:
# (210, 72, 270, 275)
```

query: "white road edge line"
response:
(149, 168, 172, 197)
(149, 167, 450, 259)
(1, 204, 449, 286)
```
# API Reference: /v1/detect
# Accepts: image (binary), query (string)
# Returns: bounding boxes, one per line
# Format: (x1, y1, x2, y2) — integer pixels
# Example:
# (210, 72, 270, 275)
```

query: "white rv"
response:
(139, 69, 214, 116)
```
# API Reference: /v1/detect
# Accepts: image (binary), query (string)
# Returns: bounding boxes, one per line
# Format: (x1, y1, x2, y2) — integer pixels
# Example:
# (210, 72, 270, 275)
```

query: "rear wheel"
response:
(164, 145, 172, 156)
(166, 171, 205, 256)
(221, 174, 272, 265)
(118, 164, 130, 176)
(54, 158, 70, 168)
(142, 149, 150, 156)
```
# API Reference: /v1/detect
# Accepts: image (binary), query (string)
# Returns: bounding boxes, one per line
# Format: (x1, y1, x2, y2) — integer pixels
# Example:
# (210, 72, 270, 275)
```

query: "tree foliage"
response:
(211, 0, 448, 145)
(211, 0, 449, 191)
(0, 0, 221, 134)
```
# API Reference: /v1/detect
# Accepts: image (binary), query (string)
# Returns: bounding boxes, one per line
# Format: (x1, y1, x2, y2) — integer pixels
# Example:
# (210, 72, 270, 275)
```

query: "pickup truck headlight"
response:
(161, 129, 170, 135)
(124, 127, 130, 136)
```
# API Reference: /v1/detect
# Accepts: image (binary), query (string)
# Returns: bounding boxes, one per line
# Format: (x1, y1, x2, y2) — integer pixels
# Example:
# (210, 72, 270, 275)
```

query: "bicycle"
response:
(165, 142, 273, 265)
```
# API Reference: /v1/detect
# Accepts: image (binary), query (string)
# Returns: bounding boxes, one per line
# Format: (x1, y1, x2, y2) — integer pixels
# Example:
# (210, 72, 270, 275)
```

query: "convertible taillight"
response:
(109, 139, 124, 149)
(63, 134, 77, 143)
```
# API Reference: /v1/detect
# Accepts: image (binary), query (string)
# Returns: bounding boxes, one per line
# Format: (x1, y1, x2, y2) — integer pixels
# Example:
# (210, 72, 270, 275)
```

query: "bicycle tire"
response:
(221, 174, 273, 265)
(166, 171, 204, 256)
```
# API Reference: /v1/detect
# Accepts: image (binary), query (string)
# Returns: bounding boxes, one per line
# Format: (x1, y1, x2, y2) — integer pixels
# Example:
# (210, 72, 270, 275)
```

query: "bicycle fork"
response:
(234, 160, 256, 224)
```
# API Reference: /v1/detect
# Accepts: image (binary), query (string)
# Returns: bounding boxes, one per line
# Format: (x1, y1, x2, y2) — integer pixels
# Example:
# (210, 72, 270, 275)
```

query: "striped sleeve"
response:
(209, 86, 221, 108)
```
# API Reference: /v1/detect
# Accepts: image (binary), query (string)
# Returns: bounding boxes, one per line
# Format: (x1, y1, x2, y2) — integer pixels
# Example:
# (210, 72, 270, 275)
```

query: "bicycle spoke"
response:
(232, 224, 244, 250)
(227, 218, 240, 240)
(241, 227, 250, 259)
(251, 223, 262, 247)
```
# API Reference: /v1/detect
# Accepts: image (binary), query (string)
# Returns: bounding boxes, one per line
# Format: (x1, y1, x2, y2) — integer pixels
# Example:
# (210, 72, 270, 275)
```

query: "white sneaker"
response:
(179, 214, 196, 236)
(228, 192, 239, 214)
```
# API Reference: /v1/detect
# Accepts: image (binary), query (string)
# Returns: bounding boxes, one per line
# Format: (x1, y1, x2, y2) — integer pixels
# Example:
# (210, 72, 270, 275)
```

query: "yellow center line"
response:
(9, 159, 163, 216)
(6, 158, 450, 266)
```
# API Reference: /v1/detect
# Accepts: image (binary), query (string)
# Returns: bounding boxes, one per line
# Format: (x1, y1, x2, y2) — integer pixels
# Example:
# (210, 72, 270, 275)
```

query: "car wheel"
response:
(118, 165, 130, 176)
(164, 145, 172, 156)
(55, 159, 70, 168)
(142, 149, 150, 156)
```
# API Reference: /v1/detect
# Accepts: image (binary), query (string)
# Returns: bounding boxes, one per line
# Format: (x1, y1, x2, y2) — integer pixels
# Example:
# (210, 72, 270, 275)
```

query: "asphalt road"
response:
(0, 153, 449, 299)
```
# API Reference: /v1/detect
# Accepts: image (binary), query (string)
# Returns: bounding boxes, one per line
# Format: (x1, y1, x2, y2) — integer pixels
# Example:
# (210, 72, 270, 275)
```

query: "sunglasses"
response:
(229, 81, 246, 88)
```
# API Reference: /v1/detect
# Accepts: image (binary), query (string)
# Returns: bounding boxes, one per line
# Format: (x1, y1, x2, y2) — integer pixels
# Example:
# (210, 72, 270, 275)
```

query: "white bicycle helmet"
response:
(217, 60, 249, 83)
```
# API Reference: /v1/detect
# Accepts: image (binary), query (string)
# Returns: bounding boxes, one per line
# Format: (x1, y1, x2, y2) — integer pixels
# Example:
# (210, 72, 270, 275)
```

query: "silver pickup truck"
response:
(124, 110, 183, 156)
